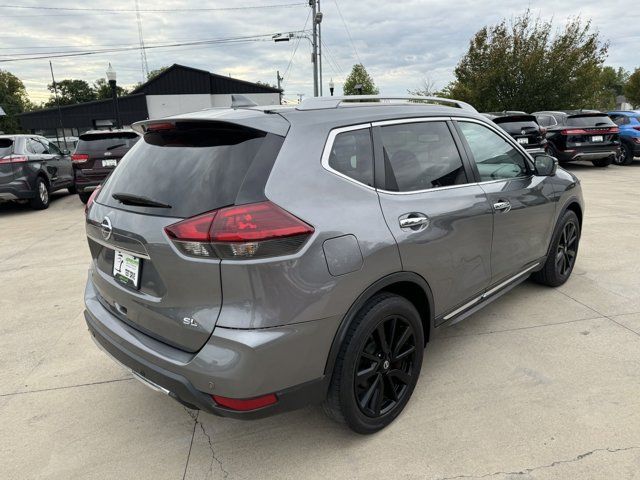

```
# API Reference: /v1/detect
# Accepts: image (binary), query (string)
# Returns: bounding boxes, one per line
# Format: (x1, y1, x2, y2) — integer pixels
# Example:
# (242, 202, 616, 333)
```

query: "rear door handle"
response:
(493, 201, 511, 213)
(399, 213, 429, 230)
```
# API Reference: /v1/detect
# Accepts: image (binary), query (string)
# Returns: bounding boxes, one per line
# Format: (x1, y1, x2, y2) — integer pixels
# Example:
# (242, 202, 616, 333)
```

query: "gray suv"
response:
(84, 96, 584, 433)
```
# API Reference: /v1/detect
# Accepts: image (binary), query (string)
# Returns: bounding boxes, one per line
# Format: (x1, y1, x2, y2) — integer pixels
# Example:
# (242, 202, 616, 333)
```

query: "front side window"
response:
(39, 138, 62, 155)
(458, 121, 530, 181)
(379, 121, 467, 192)
(327, 128, 374, 186)
(28, 138, 46, 154)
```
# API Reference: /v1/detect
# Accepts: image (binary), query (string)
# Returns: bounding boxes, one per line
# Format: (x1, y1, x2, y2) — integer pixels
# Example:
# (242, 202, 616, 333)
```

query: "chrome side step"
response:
(442, 263, 540, 323)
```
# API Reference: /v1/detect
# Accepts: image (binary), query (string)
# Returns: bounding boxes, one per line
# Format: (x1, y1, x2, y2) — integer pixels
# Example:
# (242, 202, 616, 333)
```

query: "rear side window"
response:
(458, 121, 529, 181)
(379, 121, 467, 192)
(0, 138, 13, 157)
(327, 128, 374, 186)
(98, 122, 284, 218)
(611, 116, 629, 126)
(76, 132, 139, 153)
(567, 115, 615, 127)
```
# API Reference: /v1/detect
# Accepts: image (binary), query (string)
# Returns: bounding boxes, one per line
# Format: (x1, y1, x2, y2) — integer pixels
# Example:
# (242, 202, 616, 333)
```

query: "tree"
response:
(445, 11, 609, 112)
(407, 78, 437, 96)
(343, 64, 379, 95)
(147, 66, 169, 81)
(626, 68, 640, 108)
(93, 78, 129, 100)
(0, 69, 30, 133)
(593, 66, 629, 110)
(45, 79, 96, 107)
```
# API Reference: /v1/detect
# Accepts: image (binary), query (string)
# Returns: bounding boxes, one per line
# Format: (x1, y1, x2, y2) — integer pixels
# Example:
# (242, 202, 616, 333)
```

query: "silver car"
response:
(84, 96, 584, 433)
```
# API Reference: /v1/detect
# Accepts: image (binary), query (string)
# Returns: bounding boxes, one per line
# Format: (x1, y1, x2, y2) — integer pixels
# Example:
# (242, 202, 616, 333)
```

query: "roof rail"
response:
(296, 95, 478, 113)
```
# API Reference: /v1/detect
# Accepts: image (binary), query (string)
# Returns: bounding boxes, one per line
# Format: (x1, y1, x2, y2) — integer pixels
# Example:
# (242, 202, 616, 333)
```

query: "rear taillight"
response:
(72, 153, 89, 163)
(85, 186, 102, 215)
(164, 201, 314, 259)
(212, 393, 277, 411)
(561, 127, 619, 135)
(0, 155, 28, 164)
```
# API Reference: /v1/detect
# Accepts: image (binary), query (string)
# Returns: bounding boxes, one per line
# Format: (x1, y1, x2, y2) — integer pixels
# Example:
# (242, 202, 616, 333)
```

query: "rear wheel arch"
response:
(323, 272, 434, 380)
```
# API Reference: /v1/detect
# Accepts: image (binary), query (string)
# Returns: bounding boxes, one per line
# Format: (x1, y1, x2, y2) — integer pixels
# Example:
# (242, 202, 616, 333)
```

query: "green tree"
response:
(45, 79, 96, 107)
(0, 69, 30, 133)
(343, 64, 379, 95)
(625, 68, 640, 108)
(445, 11, 609, 112)
(147, 66, 169, 81)
(93, 78, 129, 100)
(593, 66, 629, 110)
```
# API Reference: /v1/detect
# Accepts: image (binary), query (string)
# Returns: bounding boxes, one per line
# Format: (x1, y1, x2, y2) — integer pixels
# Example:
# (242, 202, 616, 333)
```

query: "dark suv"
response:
(84, 96, 584, 433)
(483, 113, 547, 154)
(0, 134, 74, 209)
(72, 130, 140, 203)
(533, 111, 620, 167)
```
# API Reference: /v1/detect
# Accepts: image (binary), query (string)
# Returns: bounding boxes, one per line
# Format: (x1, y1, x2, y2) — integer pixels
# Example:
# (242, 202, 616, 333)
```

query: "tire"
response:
(323, 293, 424, 434)
(592, 157, 612, 168)
(68, 185, 77, 194)
(532, 210, 580, 287)
(78, 191, 91, 204)
(620, 144, 634, 166)
(29, 177, 50, 210)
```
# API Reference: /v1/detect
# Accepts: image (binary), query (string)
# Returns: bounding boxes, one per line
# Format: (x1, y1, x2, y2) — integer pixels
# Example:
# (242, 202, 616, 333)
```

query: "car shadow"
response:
(0, 191, 76, 216)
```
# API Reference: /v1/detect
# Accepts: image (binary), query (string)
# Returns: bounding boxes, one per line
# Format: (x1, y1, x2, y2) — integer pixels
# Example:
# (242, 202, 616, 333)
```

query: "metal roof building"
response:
(18, 64, 281, 137)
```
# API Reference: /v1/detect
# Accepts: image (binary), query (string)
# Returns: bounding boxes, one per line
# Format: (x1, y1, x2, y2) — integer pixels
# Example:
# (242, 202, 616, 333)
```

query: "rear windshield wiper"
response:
(106, 143, 126, 151)
(112, 192, 171, 208)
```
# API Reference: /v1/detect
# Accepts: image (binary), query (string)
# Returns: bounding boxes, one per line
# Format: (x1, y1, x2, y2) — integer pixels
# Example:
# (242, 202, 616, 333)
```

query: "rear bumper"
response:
(0, 180, 36, 200)
(74, 169, 110, 192)
(554, 146, 619, 163)
(83, 274, 333, 419)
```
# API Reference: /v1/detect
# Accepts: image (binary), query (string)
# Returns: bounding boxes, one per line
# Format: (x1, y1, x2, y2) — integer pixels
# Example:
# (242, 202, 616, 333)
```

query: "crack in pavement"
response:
(183, 407, 229, 479)
(436, 446, 640, 479)
(0, 377, 133, 397)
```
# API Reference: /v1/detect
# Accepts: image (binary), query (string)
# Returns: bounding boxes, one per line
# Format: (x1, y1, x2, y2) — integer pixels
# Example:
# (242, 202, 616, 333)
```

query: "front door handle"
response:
(399, 213, 429, 230)
(493, 200, 512, 213)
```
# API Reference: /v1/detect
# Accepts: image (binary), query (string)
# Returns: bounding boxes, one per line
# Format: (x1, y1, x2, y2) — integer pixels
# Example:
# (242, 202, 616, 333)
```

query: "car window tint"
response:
(328, 128, 374, 186)
(612, 116, 629, 126)
(458, 121, 529, 181)
(0, 138, 14, 157)
(28, 138, 46, 154)
(40, 138, 62, 155)
(379, 121, 468, 192)
(536, 115, 556, 127)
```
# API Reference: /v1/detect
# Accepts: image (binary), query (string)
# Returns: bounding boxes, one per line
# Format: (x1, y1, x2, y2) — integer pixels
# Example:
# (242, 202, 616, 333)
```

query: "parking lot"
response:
(0, 163, 639, 480)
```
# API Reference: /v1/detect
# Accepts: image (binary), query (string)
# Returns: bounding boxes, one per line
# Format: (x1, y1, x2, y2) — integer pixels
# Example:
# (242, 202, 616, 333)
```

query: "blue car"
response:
(608, 111, 640, 165)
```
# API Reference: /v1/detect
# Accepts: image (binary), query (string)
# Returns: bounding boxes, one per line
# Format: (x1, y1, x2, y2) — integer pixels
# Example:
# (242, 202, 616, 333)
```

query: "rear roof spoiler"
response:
(296, 95, 478, 113)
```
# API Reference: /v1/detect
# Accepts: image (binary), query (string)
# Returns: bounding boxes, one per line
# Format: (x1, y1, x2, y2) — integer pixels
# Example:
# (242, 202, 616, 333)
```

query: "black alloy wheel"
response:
(355, 315, 417, 418)
(556, 220, 578, 277)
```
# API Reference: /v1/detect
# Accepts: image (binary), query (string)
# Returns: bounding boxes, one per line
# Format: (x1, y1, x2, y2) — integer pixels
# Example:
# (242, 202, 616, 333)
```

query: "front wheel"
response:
(323, 293, 424, 434)
(532, 210, 581, 287)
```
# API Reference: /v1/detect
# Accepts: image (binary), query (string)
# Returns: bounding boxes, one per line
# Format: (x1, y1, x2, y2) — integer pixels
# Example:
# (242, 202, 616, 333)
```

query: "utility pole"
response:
(276, 70, 284, 105)
(317, 0, 323, 96)
(310, 0, 319, 97)
(49, 61, 68, 151)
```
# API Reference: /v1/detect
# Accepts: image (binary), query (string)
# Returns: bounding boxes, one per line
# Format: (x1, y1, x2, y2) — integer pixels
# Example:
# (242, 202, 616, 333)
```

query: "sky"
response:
(1, 0, 639, 105)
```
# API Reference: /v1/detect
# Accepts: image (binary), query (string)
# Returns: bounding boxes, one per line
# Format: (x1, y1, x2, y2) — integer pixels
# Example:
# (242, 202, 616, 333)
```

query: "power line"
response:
(321, 39, 345, 77)
(0, 3, 306, 13)
(0, 31, 307, 63)
(333, 0, 363, 66)
(281, 9, 311, 86)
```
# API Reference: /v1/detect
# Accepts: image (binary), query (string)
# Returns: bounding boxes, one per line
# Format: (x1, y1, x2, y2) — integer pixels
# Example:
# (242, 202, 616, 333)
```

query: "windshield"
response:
(75, 133, 139, 153)
(97, 122, 284, 218)
(567, 115, 615, 127)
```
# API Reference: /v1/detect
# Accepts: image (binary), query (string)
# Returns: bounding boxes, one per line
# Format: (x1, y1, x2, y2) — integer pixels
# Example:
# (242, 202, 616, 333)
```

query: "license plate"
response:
(517, 137, 529, 144)
(102, 159, 117, 167)
(113, 250, 141, 288)
(591, 135, 603, 142)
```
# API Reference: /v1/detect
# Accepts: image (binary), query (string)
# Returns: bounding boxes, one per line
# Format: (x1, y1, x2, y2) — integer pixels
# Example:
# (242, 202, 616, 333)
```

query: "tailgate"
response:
(86, 203, 223, 353)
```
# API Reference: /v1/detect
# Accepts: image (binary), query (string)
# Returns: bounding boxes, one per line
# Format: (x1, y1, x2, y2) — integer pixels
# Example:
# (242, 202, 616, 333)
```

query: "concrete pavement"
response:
(1, 163, 639, 479)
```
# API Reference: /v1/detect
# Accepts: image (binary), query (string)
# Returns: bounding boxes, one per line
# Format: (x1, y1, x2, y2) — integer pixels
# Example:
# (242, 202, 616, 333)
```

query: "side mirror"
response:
(534, 154, 558, 176)
(62, 149, 71, 156)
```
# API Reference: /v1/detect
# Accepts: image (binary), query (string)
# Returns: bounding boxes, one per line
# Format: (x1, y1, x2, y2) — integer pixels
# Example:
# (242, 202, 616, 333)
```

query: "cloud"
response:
(1, 0, 638, 104)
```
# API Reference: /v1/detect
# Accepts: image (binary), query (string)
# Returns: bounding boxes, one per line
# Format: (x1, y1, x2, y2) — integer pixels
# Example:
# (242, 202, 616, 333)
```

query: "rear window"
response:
(0, 138, 13, 157)
(567, 115, 615, 127)
(493, 116, 539, 134)
(76, 132, 139, 153)
(97, 122, 284, 218)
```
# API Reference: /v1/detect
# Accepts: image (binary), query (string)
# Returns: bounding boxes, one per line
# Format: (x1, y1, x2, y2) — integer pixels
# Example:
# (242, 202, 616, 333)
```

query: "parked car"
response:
(608, 111, 640, 165)
(49, 136, 79, 153)
(72, 130, 140, 203)
(0, 134, 74, 209)
(533, 110, 620, 167)
(483, 113, 547, 154)
(84, 96, 584, 433)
